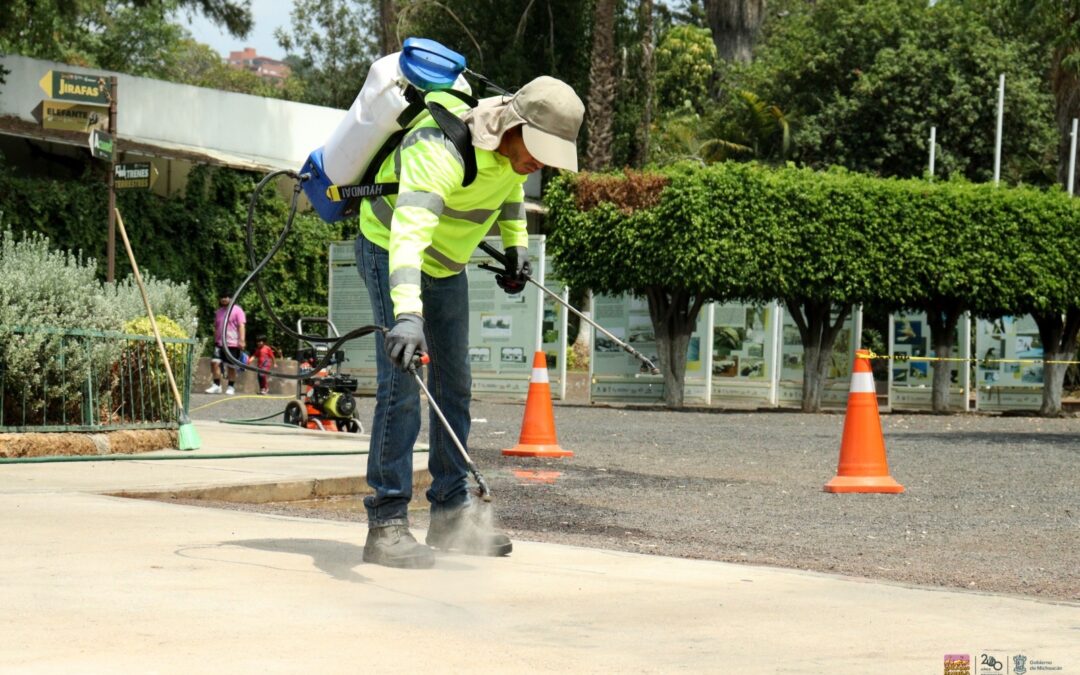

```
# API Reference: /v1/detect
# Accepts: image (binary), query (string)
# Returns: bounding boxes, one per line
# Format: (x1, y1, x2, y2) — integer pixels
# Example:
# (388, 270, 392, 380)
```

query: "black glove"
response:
(496, 246, 531, 294)
(384, 313, 427, 371)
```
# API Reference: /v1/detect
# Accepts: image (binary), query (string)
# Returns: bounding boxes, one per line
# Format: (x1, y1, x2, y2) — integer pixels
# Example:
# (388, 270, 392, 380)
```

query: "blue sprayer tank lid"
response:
(400, 37, 467, 91)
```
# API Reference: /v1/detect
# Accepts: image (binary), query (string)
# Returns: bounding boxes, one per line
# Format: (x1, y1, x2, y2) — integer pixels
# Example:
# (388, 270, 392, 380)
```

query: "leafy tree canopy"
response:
(742, 0, 1057, 184)
(0, 0, 250, 69)
(274, 0, 378, 109)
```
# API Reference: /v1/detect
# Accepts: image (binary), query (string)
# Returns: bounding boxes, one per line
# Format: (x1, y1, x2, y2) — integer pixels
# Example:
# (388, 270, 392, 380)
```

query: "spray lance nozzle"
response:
(476, 241, 661, 377)
(410, 352, 493, 502)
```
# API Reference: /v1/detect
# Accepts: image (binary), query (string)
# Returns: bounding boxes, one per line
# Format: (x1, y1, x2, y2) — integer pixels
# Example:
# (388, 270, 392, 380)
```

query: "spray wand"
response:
(410, 353, 493, 502)
(477, 241, 661, 375)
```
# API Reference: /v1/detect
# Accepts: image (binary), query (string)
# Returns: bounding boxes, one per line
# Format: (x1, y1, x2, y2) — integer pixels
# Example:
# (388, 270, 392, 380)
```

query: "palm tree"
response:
(584, 0, 616, 171)
(702, 0, 766, 64)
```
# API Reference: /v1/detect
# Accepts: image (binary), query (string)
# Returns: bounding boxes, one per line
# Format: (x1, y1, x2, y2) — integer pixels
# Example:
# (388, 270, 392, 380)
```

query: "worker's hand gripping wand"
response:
(477, 241, 661, 375)
(410, 353, 493, 502)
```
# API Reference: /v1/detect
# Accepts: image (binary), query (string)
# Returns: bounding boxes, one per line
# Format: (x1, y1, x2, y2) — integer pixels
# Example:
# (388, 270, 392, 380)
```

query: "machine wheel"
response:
(340, 418, 362, 434)
(283, 400, 308, 427)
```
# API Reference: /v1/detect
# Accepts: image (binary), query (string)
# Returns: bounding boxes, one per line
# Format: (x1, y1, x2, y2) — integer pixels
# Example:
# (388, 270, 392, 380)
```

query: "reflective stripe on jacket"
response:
(358, 90, 529, 317)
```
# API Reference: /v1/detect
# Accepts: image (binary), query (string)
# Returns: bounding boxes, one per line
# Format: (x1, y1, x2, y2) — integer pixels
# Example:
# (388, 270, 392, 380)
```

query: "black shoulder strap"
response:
(328, 89, 479, 209)
(426, 100, 477, 187)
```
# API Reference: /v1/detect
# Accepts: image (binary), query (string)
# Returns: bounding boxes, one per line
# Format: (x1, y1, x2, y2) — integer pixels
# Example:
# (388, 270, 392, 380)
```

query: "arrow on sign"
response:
(39, 70, 111, 105)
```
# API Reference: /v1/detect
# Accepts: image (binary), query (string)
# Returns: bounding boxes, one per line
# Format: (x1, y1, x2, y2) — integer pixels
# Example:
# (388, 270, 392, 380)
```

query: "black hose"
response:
(217, 170, 387, 381)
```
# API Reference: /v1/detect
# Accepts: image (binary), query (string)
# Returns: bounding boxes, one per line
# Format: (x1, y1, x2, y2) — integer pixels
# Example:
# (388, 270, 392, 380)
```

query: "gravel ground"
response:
(187, 392, 1080, 601)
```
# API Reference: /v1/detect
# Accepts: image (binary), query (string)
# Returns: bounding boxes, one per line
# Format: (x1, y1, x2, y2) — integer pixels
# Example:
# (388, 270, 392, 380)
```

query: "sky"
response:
(178, 0, 292, 61)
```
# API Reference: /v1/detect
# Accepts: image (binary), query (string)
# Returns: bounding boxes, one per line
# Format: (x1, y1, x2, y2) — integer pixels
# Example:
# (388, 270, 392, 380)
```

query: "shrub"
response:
(0, 227, 197, 426)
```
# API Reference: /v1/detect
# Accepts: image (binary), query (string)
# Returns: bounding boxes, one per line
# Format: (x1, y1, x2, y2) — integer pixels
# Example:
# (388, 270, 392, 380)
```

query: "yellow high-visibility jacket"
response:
(358, 90, 529, 317)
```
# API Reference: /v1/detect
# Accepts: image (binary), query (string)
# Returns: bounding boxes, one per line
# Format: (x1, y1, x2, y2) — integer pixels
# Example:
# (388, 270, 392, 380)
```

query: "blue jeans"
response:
(354, 233, 473, 526)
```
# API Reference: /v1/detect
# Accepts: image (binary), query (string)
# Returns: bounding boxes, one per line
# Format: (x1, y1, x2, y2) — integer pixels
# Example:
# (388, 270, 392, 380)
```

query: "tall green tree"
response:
(396, 0, 591, 98)
(703, 0, 765, 63)
(0, 0, 251, 76)
(275, 0, 378, 109)
(585, 0, 617, 170)
(746, 0, 1057, 184)
(1003, 0, 1080, 190)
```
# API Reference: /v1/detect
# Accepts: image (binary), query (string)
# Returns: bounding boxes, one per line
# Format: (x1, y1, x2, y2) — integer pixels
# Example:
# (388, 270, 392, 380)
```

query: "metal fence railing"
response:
(0, 326, 197, 433)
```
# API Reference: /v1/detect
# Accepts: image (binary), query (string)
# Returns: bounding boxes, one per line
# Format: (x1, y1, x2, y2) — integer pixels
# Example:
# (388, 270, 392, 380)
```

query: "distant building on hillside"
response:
(227, 47, 290, 83)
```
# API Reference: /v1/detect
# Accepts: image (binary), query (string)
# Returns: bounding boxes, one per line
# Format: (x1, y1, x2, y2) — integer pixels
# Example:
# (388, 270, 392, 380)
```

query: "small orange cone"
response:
(824, 349, 904, 493)
(503, 351, 573, 458)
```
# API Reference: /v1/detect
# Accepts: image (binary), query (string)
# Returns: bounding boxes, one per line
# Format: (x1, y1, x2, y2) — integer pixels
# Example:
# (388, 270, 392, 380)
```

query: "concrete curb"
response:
(110, 468, 432, 504)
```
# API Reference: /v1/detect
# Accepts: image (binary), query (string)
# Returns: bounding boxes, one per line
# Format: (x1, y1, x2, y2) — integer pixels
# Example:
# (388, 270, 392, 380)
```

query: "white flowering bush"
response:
(0, 228, 197, 427)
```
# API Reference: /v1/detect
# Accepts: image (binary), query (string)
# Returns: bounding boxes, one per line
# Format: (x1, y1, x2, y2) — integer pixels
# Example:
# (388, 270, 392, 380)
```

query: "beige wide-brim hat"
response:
(463, 76, 585, 172)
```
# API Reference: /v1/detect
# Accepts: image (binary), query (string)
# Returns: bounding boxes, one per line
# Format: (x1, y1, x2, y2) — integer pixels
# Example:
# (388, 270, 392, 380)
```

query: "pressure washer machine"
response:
(282, 318, 363, 433)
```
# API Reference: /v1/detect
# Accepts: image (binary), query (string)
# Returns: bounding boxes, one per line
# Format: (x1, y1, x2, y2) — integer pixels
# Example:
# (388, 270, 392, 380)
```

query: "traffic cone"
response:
(503, 351, 573, 458)
(824, 349, 904, 493)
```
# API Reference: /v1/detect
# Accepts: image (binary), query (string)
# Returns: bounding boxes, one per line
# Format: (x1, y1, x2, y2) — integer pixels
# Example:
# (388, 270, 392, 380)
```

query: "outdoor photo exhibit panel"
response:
(588, 299, 858, 407)
(467, 236, 564, 398)
(328, 241, 378, 393)
(974, 315, 1043, 411)
(888, 312, 971, 411)
(588, 293, 708, 403)
(710, 303, 779, 405)
(327, 236, 562, 399)
(775, 306, 861, 408)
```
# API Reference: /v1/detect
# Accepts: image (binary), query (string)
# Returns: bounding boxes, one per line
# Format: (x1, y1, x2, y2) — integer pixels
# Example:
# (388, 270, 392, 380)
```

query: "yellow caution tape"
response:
(861, 349, 1080, 366)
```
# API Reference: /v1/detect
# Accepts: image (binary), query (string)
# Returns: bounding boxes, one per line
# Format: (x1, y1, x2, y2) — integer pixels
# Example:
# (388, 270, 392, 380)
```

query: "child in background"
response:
(253, 335, 276, 395)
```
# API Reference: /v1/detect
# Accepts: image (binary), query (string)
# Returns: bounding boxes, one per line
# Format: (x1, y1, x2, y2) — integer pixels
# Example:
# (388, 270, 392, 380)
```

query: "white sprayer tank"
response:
(320, 52, 471, 186)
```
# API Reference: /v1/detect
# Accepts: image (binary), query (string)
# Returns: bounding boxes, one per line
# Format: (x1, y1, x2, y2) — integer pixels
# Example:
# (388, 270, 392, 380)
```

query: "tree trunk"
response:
(1033, 308, 1080, 417)
(785, 298, 852, 412)
(584, 0, 617, 171)
(1051, 47, 1080, 189)
(633, 0, 654, 168)
(377, 0, 399, 56)
(646, 287, 705, 408)
(572, 289, 592, 353)
(703, 0, 766, 64)
(925, 306, 962, 413)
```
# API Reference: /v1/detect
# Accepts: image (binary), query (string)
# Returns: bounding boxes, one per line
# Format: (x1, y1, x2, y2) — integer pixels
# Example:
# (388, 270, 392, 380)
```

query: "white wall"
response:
(0, 54, 346, 172)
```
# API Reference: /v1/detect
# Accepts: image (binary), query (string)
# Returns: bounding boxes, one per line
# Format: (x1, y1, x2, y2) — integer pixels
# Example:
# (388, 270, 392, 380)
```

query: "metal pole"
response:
(558, 285, 569, 401)
(535, 238, 545, 353)
(702, 302, 714, 406)
(993, 73, 1004, 186)
(928, 126, 936, 180)
(1068, 118, 1078, 196)
(106, 76, 118, 283)
(768, 301, 782, 407)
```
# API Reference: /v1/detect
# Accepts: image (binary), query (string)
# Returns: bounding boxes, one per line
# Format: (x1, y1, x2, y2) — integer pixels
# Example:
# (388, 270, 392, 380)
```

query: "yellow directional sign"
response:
(38, 70, 111, 105)
(114, 162, 159, 190)
(31, 100, 108, 132)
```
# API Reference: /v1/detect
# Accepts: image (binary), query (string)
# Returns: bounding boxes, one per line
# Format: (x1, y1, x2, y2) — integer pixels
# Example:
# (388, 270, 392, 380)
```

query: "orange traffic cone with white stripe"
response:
(824, 349, 904, 493)
(503, 351, 573, 458)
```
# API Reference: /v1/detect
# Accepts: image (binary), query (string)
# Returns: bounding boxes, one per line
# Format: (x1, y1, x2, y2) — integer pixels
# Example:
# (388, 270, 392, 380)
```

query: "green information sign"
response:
(39, 70, 111, 105)
(89, 129, 113, 161)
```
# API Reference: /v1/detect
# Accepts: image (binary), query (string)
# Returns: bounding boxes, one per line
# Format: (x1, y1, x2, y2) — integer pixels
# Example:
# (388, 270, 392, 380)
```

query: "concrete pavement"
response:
(1, 421, 1077, 674)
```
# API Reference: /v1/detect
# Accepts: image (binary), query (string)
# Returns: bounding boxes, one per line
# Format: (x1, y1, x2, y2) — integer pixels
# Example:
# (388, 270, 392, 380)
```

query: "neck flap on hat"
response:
(462, 95, 527, 151)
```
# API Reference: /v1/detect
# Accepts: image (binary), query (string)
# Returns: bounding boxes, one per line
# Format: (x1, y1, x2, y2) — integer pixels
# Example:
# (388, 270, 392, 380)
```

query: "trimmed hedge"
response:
(546, 162, 1080, 319)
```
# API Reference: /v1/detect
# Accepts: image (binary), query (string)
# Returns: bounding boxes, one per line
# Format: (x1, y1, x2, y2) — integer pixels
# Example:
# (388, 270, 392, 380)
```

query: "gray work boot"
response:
(425, 504, 513, 556)
(363, 524, 435, 569)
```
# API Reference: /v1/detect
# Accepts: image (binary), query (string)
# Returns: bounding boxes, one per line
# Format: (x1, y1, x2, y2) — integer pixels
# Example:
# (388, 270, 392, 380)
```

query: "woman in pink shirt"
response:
(205, 294, 246, 395)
